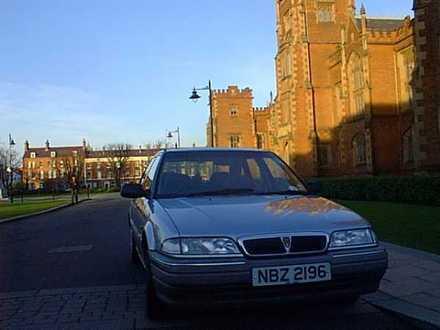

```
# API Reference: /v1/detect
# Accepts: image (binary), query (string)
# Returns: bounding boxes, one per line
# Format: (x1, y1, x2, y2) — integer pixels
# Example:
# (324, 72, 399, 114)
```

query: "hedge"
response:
(316, 176, 440, 206)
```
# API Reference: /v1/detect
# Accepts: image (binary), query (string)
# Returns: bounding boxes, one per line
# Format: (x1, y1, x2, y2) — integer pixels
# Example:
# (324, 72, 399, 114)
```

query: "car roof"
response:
(162, 147, 270, 153)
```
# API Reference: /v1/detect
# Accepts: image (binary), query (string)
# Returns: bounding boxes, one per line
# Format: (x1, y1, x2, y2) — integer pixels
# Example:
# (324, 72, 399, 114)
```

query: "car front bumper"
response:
(149, 246, 388, 305)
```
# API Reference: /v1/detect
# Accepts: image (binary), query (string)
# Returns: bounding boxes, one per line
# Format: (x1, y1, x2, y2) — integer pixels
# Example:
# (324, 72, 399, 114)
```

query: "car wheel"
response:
(141, 236, 168, 320)
(129, 229, 140, 264)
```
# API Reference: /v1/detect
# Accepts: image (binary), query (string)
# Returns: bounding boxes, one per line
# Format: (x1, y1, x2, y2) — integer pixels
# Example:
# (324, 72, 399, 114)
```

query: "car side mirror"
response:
(307, 180, 321, 195)
(120, 183, 150, 199)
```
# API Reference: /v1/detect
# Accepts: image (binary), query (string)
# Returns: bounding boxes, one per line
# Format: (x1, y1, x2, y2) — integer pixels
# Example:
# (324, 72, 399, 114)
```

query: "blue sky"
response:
(1, 0, 413, 153)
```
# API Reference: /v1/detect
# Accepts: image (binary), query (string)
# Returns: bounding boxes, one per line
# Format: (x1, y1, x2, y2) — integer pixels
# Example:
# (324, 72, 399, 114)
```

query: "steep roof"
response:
(24, 146, 84, 158)
(356, 18, 406, 31)
(86, 149, 160, 158)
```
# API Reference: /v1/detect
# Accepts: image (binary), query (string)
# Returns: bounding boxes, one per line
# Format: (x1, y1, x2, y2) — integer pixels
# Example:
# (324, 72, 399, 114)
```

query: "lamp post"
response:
(167, 127, 181, 148)
(189, 80, 214, 147)
(8, 134, 16, 203)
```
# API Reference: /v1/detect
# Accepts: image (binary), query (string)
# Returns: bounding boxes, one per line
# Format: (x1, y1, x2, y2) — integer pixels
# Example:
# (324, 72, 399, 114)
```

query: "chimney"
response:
(45, 140, 50, 151)
(25, 140, 29, 151)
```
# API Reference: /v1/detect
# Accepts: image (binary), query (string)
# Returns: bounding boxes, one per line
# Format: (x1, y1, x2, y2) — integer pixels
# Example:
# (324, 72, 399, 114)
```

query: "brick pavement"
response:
(364, 243, 440, 328)
(0, 285, 151, 329)
(0, 283, 409, 330)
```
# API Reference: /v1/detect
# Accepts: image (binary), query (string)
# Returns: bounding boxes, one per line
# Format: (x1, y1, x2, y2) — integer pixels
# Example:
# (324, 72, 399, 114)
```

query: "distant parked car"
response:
(121, 148, 387, 319)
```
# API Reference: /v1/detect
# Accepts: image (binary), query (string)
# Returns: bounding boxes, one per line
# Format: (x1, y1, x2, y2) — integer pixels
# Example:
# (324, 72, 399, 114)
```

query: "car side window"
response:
(143, 157, 160, 190)
(263, 157, 305, 191)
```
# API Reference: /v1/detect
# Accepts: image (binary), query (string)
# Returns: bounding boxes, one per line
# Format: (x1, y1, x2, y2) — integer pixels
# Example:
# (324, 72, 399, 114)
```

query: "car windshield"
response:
(155, 151, 306, 198)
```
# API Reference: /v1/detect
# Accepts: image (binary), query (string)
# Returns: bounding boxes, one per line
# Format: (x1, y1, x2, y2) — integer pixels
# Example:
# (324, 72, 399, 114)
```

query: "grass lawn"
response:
(339, 200, 440, 255)
(0, 199, 70, 220)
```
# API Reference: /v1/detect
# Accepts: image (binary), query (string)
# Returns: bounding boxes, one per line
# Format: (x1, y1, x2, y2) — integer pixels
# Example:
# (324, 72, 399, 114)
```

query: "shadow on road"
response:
(146, 299, 417, 330)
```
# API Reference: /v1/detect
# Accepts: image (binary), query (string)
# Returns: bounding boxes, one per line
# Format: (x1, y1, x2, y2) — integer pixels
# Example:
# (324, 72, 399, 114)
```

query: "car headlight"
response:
(329, 229, 376, 249)
(161, 237, 241, 256)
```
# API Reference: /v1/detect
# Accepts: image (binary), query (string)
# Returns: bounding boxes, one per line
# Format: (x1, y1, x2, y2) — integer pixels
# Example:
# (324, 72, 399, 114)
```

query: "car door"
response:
(131, 156, 160, 252)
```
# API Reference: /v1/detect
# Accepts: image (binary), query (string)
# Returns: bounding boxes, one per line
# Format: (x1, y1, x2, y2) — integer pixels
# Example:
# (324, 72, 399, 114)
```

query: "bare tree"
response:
(62, 156, 84, 204)
(143, 140, 167, 150)
(104, 144, 132, 189)
(154, 139, 167, 149)
(0, 146, 21, 201)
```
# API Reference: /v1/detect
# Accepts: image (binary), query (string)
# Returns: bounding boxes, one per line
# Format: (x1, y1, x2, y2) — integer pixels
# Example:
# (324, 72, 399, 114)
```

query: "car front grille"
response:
(290, 235, 327, 253)
(243, 237, 285, 255)
(240, 234, 328, 256)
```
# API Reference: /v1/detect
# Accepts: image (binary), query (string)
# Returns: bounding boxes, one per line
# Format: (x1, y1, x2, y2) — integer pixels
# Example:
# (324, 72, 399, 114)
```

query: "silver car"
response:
(121, 148, 387, 319)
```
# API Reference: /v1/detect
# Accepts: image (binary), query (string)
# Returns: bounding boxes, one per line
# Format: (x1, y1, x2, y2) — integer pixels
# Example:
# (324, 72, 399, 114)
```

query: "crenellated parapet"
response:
(367, 30, 400, 43)
(253, 106, 271, 113)
(212, 86, 253, 98)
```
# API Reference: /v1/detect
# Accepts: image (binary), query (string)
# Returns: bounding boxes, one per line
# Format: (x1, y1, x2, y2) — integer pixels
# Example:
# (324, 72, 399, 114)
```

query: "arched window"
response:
(352, 134, 367, 165)
(317, 2, 335, 23)
(402, 128, 414, 164)
(281, 52, 292, 78)
(348, 54, 365, 116)
(285, 53, 292, 76)
(397, 48, 415, 109)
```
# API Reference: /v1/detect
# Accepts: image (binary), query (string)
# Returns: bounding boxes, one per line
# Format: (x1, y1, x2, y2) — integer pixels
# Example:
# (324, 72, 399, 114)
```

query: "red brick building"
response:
(84, 148, 158, 190)
(210, 86, 273, 149)
(22, 140, 158, 191)
(211, 1, 439, 177)
(22, 140, 86, 191)
(412, 0, 440, 172)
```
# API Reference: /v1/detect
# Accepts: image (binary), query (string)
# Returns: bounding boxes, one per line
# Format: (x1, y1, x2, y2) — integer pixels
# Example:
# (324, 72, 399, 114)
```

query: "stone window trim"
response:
(30, 152, 36, 158)
(348, 53, 366, 117)
(397, 47, 416, 110)
(257, 133, 265, 149)
(281, 52, 292, 80)
(282, 9, 292, 38)
(317, 1, 336, 23)
(402, 127, 415, 165)
(50, 151, 57, 158)
(318, 144, 332, 167)
(229, 135, 241, 148)
(352, 133, 367, 166)
(229, 106, 239, 117)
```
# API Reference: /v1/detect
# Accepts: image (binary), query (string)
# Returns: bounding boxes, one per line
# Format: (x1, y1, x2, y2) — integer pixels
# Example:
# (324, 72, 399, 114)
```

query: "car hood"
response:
(157, 195, 369, 239)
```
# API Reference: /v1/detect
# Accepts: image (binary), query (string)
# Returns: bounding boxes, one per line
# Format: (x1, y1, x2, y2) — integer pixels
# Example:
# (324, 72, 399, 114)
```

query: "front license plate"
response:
(252, 263, 331, 287)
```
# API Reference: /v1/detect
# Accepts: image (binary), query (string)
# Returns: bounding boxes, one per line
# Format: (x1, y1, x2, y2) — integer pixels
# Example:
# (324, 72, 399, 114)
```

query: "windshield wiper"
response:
(183, 188, 256, 197)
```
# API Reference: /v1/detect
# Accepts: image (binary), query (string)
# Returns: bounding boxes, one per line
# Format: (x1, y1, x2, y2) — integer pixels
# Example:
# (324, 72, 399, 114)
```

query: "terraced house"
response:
(84, 147, 158, 190)
(22, 140, 87, 191)
(211, 0, 439, 177)
(22, 140, 158, 191)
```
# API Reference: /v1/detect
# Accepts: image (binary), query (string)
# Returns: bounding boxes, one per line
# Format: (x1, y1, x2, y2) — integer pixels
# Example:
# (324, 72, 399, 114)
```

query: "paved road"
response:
(0, 196, 422, 329)
(0, 195, 144, 291)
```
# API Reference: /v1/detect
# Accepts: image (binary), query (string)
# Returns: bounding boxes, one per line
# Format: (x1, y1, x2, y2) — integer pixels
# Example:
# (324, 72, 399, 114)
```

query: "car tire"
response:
(141, 236, 168, 320)
(146, 282, 167, 320)
(129, 229, 140, 265)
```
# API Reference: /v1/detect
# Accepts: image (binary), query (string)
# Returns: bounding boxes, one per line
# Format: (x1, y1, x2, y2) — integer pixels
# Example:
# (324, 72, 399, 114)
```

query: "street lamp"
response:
(167, 127, 181, 148)
(8, 134, 15, 203)
(189, 80, 214, 147)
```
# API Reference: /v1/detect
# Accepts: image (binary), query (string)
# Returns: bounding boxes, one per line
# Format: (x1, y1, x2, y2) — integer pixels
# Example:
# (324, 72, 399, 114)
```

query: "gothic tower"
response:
(273, 0, 359, 177)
